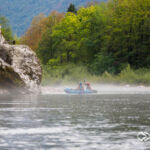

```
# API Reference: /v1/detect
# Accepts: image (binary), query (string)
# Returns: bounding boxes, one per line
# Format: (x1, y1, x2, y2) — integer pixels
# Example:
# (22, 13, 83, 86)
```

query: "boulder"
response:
(0, 32, 42, 93)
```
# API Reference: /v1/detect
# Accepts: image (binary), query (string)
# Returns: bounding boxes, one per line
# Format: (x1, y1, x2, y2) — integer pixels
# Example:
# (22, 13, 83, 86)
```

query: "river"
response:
(0, 85, 150, 150)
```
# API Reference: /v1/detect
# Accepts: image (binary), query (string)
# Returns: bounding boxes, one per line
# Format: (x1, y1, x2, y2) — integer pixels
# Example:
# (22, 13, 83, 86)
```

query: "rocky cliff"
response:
(0, 31, 42, 93)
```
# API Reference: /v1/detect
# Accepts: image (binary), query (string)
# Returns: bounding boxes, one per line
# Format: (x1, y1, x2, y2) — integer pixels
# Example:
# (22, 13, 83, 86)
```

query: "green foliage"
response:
(42, 63, 150, 86)
(36, 11, 64, 64)
(27, 0, 150, 84)
(37, 29, 53, 64)
(106, 0, 150, 69)
(42, 63, 90, 85)
(0, 0, 105, 36)
(0, 15, 13, 41)
(90, 52, 116, 75)
(116, 65, 150, 85)
(67, 3, 77, 13)
(37, 0, 150, 74)
(13, 34, 20, 44)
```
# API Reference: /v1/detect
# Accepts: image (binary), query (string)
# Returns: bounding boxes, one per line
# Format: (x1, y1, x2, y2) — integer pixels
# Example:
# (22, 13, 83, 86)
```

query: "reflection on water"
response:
(0, 93, 150, 150)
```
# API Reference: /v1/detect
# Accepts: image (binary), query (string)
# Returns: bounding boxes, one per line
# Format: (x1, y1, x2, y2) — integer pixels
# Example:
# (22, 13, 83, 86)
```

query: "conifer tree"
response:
(67, 3, 77, 13)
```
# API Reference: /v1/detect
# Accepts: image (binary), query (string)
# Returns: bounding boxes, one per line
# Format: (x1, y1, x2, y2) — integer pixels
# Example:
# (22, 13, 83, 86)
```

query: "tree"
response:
(0, 15, 13, 41)
(51, 12, 79, 63)
(25, 0, 150, 75)
(67, 3, 77, 14)
(105, 0, 150, 70)
(20, 13, 46, 50)
(37, 11, 64, 64)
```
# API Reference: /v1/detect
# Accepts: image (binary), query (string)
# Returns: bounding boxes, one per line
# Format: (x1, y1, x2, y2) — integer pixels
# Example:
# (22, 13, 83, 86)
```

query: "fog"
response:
(41, 84, 150, 95)
(1, 83, 150, 95)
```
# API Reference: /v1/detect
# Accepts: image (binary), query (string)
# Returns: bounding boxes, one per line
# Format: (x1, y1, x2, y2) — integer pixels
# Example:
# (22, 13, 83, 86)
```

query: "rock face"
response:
(0, 32, 42, 92)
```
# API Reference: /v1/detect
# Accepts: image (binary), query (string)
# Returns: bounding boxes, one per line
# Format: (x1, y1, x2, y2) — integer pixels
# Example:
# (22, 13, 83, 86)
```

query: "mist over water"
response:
(0, 84, 150, 149)
(41, 84, 150, 95)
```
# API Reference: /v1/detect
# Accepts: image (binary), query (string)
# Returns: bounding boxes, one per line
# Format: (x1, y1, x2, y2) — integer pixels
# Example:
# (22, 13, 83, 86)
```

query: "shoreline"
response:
(41, 78, 150, 87)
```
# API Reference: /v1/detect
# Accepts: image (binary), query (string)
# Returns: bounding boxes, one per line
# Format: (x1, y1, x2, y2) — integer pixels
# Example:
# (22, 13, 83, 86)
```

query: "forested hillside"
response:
(0, 0, 105, 36)
(21, 0, 150, 84)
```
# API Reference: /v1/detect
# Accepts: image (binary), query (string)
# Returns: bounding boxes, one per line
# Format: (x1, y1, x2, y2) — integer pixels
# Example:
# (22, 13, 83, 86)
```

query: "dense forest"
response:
(0, 0, 105, 36)
(1, 0, 150, 84)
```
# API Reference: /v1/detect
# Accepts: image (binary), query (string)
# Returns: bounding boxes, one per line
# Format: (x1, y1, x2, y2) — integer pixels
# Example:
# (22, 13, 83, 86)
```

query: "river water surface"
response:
(0, 85, 150, 150)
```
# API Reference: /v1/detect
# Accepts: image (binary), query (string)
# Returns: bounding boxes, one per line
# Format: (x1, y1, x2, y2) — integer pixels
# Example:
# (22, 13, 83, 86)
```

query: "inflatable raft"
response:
(64, 88, 97, 94)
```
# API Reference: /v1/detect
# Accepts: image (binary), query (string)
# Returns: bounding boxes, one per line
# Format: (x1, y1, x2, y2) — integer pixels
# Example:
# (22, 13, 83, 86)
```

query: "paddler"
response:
(85, 82, 92, 90)
(77, 82, 84, 90)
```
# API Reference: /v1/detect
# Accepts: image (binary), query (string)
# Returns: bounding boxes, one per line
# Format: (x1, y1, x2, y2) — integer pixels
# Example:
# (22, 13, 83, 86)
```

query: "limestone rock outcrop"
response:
(0, 31, 42, 92)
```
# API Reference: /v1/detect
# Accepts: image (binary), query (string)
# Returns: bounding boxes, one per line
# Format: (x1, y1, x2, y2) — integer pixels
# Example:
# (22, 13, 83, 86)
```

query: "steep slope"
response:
(0, 0, 105, 36)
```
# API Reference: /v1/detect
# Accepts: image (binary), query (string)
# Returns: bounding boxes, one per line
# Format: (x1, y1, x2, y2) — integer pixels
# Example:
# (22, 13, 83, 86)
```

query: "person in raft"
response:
(77, 82, 84, 91)
(85, 82, 92, 90)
